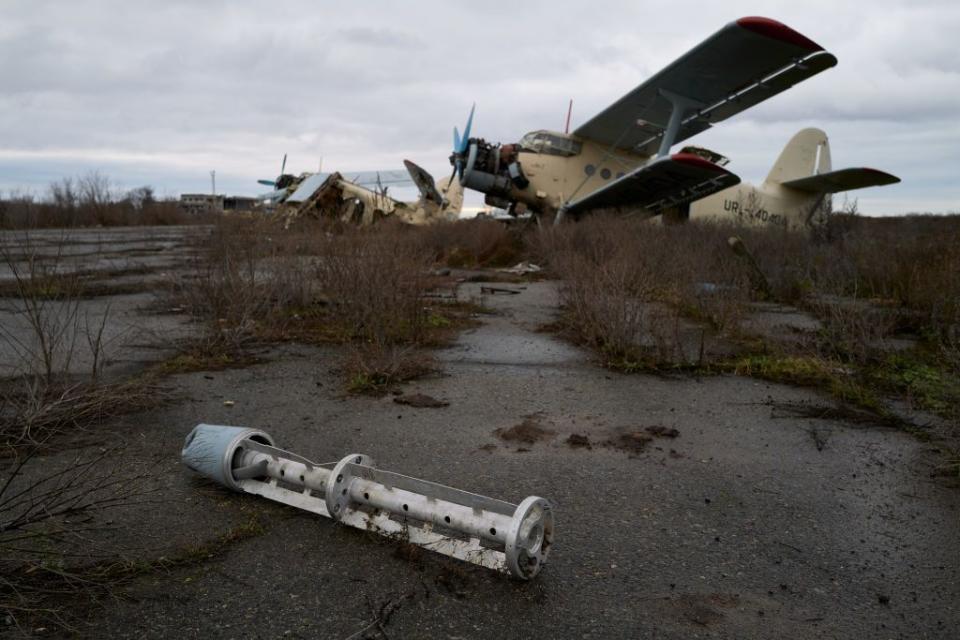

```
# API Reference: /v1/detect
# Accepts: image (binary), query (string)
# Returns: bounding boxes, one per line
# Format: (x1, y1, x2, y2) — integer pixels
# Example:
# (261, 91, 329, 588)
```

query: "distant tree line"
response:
(0, 171, 203, 228)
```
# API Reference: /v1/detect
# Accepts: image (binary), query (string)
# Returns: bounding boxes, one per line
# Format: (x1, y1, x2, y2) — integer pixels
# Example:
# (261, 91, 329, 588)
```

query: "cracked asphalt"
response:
(39, 279, 960, 639)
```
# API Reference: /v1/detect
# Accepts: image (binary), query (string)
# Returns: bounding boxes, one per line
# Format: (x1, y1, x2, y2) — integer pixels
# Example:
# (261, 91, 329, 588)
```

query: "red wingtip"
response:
(671, 152, 731, 173)
(736, 17, 824, 52)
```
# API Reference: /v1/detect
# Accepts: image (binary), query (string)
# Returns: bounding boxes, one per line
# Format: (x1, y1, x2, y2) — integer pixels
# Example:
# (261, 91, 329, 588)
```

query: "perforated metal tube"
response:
(181, 424, 555, 579)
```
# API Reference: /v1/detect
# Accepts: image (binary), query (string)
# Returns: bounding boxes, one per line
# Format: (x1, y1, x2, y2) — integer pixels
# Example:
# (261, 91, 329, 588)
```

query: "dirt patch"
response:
(565, 433, 591, 448)
(606, 431, 653, 455)
(494, 414, 554, 445)
(673, 593, 741, 627)
(603, 425, 680, 456)
(393, 393, 449, 408)
(645, 425, 680, 438)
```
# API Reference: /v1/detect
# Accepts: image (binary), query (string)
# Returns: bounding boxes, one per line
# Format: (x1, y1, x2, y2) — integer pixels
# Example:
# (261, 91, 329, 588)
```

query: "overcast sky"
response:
(2, 0, 957, 214)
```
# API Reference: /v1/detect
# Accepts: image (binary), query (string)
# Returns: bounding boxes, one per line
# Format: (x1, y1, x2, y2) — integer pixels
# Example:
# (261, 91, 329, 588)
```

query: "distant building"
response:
(180, 194, 261, 216)
(179, 193, 223, 215)
(223, 196, 259, 212)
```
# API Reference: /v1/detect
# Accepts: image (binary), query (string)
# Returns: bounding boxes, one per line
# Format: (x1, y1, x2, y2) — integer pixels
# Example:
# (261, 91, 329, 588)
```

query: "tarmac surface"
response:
(0, 226, 203, 379)
(67, 278, 959, 639)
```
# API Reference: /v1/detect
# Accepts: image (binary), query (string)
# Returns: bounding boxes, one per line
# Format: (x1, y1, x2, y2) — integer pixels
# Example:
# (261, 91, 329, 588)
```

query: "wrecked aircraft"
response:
(259, 157, 462, 227)
(447, 17, 843, 224)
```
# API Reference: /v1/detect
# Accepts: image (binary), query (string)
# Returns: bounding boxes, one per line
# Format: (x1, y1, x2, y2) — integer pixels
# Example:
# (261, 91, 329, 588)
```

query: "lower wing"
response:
(563, 153, 740, 217)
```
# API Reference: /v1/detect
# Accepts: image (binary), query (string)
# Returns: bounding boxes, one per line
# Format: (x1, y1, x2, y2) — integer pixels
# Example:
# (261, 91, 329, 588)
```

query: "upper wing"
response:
(574, 17, 837, 154)
(563, 153, 740, 217)
(285, 170, 414, 204)
(341, 169, 413, 189)
(780, 168, 901, 193)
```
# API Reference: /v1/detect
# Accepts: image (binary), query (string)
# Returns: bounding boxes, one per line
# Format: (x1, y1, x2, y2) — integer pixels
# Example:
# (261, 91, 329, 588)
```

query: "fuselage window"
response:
(600, 168, 612, 180)
(584, 164, 596, 176)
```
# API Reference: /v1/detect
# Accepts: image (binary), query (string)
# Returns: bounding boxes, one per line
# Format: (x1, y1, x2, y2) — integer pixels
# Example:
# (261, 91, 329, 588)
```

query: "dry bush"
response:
(342, 344, 436, 394)
(166, 219, 438, 392)
(165, 217, 318, 348)
(538, 217, 754, 365)
(416, 219, 522, 268)
(0, 232, 171, 450)
(1, 174, 191, 229)
(0, 379, 172, 451)
(1, 448, 153, 632)
(314, 228, 432, 346)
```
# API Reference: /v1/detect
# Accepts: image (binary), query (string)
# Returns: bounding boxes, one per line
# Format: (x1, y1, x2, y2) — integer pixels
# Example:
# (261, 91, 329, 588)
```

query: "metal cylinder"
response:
(181, 424, 274, 491)
(348, 477, 512, 546)
(181, 425, 555, 579)
(239, 450, 332, 494)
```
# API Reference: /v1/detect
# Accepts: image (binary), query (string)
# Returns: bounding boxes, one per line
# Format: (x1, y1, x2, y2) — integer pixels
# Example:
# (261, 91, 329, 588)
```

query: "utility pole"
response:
(210, 170, 217, 214)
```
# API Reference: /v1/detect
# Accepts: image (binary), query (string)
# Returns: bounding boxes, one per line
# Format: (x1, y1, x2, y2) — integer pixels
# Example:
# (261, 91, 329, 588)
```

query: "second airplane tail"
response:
(765, 127, 899, 196)
(764, 127, 832, 186)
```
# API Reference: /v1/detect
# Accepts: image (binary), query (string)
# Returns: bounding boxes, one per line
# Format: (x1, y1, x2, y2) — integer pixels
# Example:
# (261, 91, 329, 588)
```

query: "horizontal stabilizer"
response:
(563, 153, 740, 216)
(780, 168, 900, 193)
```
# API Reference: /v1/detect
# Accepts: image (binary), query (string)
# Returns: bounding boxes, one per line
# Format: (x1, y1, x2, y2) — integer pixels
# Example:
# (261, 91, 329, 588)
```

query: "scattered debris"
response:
(500, 262, 542, 275)
(478, 443, 497, 453)
(600, 425, 679, 456)
(223, 400, 235, 407)
(393, 393, 449, 408)
(494, 415, 554, 444)
(565, 433, 592, 448)
(480, 285, 522, 295)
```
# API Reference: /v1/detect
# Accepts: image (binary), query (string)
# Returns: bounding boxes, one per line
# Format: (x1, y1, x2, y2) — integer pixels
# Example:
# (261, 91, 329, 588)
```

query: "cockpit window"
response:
(518, 131, 582, 157)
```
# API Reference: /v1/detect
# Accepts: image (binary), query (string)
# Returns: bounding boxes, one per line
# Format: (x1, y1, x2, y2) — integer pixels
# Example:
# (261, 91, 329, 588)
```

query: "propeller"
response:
(257, 153, 289, 188)
(449, 104, 476, 183)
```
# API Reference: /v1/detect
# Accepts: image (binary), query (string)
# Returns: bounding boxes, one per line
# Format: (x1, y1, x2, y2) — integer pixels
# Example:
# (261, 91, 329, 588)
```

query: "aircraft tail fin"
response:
(402, 159, 463, 222)
(764, 127, 831, 185)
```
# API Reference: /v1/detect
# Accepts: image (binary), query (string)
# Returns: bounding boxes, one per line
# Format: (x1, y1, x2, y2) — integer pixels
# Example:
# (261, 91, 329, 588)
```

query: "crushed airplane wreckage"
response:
(258, 156, 462, 228)
(181, 424, 555, 579)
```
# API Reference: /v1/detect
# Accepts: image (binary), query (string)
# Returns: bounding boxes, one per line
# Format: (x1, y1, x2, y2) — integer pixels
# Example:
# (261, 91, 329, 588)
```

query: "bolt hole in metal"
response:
(341, 489, 347, 496)
(403, 504, 409, 511)
(490, 527, 497, 536)
(354, 456, 362, 463)
(280, 468, 285, 477)
(364, 492, 370, 500)
(336, 474, 343, 483)
(444, 516, 451, 523)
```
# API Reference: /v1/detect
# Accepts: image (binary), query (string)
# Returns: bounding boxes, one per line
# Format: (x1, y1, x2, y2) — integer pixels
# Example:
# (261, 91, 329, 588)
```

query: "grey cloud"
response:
(0, 0, 956, 214)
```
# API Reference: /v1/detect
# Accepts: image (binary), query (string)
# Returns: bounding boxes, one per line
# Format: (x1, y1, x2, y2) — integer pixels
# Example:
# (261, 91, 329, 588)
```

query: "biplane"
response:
(447, 17, 848, 223)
